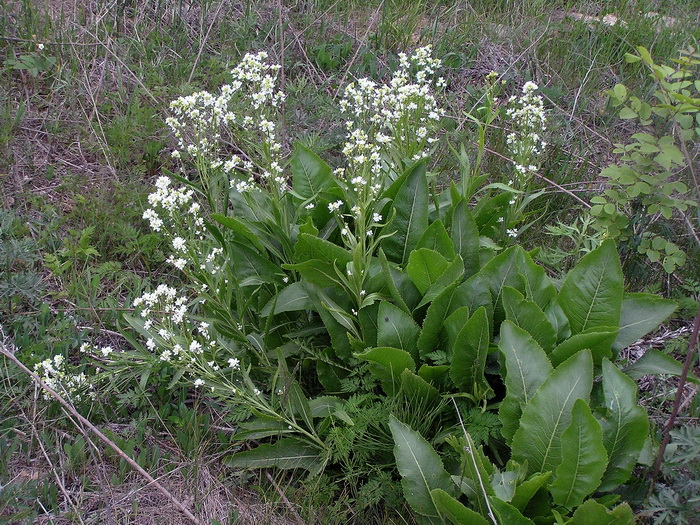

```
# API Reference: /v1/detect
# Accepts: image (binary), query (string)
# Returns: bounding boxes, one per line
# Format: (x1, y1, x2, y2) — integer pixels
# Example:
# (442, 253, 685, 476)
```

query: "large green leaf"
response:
(512, 350, 593, 474)
(261, 281, 312, 316)
(211, 213, 265, 252)
(450, 307, 491, 396)
(450, 200, 480, 278)
(294, 232, 352, 266)
(443, 306, 471, 356)
(417, 257, 465, 308)
(283, 259, 344, 288)
(490, 497, 535, 524)
(389, 416, 456, 520)
(549, 328, 617, 367)
(558, 240, 623, 334)
(498, 321, 553, 406)
(623, 348, 699, 384)
(502, 287, 557, 353)
(418, 220, 456, 260)
(431, 489, 490, 525)
(565, 500, 635, 525)
(291, 142, 336, 199)
(356, 346, 415, 395)
(226, 438, 325, 475)
(230, 241, 281, 286)
(478, 246, 522, 312)
(379, 249, 416, 314)
(597, 359, 650, 491)
(381, 161, 429, 264)
(515, 250, 556, 309)
(417, 283, 459, 357)
(613, 293, 677, 351)
(406, 248, 450, 295)
(377, 301, 421, 357)
(550, 399, 608, 509)
(510, 472, 551, 511)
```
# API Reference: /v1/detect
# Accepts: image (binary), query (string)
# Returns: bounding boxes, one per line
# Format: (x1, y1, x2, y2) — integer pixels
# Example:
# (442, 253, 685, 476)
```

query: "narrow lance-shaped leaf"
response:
(597, 359, 650, 491)
(389, 416, 456, 521)
(511, 350, 593, 474)
(550, 399, 608, 509)
(226, 438, 325, 476)
(558, 239, 623, 334)
(451, 200, 480, 278)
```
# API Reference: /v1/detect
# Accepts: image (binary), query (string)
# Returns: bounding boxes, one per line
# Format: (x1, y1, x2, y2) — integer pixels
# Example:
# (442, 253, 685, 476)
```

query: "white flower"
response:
(194, 378, 205, 388)
(228, 358, 240, 369)
(328, 200, 343, 212)
(372, 213, 382, 223)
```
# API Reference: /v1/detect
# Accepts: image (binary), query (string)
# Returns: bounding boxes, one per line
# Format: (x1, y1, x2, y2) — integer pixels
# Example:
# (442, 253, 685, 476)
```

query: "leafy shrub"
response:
(84, 47, 684, 522)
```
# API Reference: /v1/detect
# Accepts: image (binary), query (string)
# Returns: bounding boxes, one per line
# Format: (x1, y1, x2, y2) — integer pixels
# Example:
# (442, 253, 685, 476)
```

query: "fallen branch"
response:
(0, 339, 205, 525)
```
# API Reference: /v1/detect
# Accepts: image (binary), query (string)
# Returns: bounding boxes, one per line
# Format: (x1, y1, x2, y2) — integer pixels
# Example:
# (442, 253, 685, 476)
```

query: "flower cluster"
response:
(33, 355, 93, 402)
(143, 176, 204, 238)
(505, 81, 547, 176)
(166, 52, 286, 195)
(339, 46, 444, 197)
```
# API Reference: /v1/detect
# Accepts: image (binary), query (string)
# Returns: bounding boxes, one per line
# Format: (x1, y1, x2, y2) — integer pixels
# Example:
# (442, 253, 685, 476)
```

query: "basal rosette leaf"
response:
(550, 399, 608, 509)
(450, 307, 492, 397)
(381, 160, 429, 265)
(557, 239, 623, 334)
(511, 350, 593, 475)
(389, 416, 456, 521)
(613, 293, 677, 352)
(597, 359, 650, 491)
(502, 287, 557, 353)
(377, 301, 421, 357)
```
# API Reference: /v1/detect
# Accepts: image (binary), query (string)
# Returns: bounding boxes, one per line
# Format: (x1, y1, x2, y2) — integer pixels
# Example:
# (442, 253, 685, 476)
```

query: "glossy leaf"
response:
(406, 248, 450, 294)
(261, 282, 312, 316)
(389, 416, 456, 520)
(431, 489, 490, 525)
(550, 399, 608, 509)
(512, 350, 593, 474)
(227, 438, 324, 475)
(566, 500, 635, 525)
(356, 346, 415, 395)
(502, 287, 557, 353)
(613, 293, 677, 351)
(498, 321, 553, 405)
(377, 301, 421, 357)
(450, 307, 492, 396)
(549, 328, 617, 367)
(558, 240, 623, 334)
(510, 472, 551, 511)
(623, 349, 700, 384)
(451, 200, 480, 278)
(291, 142, 336, 199)
(418, 220, 456, 260)
(382, 160, 429, 264)
(417, 283, 459, 357)
(490, 497, 535, 525)
(597, 359, 650, 491)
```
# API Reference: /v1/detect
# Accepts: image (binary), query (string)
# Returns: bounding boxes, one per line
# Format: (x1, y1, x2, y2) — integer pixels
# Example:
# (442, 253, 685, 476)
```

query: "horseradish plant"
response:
(84, 48, 680, 522)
